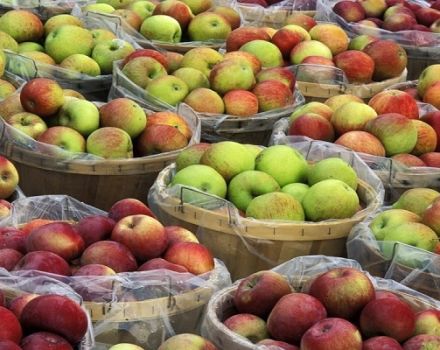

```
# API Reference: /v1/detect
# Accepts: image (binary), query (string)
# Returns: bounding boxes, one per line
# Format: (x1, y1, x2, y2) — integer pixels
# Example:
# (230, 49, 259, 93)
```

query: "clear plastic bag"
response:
(148, 139, 385, 280)
(0, 194, 232, 349)
(201, 255, 440, 350)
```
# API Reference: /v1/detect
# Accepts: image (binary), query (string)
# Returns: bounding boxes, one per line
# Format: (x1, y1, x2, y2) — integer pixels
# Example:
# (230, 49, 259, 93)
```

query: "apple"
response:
(210, 60, 255, 95)
(63, 89, 85, 100)
(86, 127, 133, 159)
(227, 170, 280, 212)
(392, 154, 426, 167)
(290, 102, 333, 122)
(109, 344, 145, 350)
(5, 112, 48, 140)
(416, 7, 440, 27)
(26, 222, 85, 261)
(348, 34, 378, 51)
(73, 215, 116, 247)
(301, 318, 362, 350)
(21, 294, 88, 344)
(246, 192, 305, 221)
(423, 81, 440, 110)
(226, 27, 270, 52)
(333, 1, 366, 22)
(309, 23, 349, 56)
(392, 188, 440, 216)
(308, 158, 358, 190)
(0, 10, 43, 43)
(383, 13, 417, 31)
(138, 257, 188, 273)
(289, 113, 335, 142)
(303, 179, 359, 221)
(0, 306, 22, 344)
(99, 98, 147, 138)
(290, 40, 333, 65)
(282, 24, 311, 41)
(0, 340, 21, 350)
(113, 9, 143, 31)
(325, 94, 363, 112)
(298, 57, 337, 84)
(165, 226, 198, 246)
(0, 200, 10, 219)
(140, 15, 182, 43)
(285, 13, 316, 31)
(420, 152, 440, 167)
(256, 67, 295, 91)
(365, 113, 418, 156)
(240, 40, 283, 68)
(334, 50, 374, 83)
(0, 157, 19, 199)
(37, 126, 86, 153)
(8, 294, 39, 320)
(281, 183, 309, 203)
(223, 90, 259, 117)
(414, 309, 440, 336)
(164, 241, 214, 274)
(175, 143, 210, 170)
(418, 65, 440, 97)
(363, 336, 403, 350)
(334, 131, 385, 157)
(257, 340, 298, 350)
(332, 102, 377, 134)
(15, 251, 71, 275)
(188, 12, 231, 41)
(146, 75, 189, 106)
(211, 6, 241, 30)
(370, 209, 421, 240)
(403, 335, 440, 350)
(173, 67, 209, 91)
(184, 88, 225, 114)
(123, 49, 168, 71)
(147, 111, 192, 139)
(20, 78, 64, 117)
(80, 240, 138, 272)
(83, 3, 116, 13)
(0, 31, 19, 52)
(43, 14, 84, 36)
(57, 98, 100, 137)
(368, 90, 419, 120)
(59, 54, 101, 77)
(21, 332, 73, 350)
(234, 270, 291, 318)
(98, 0, 133, 9)
(90, 28, 117, 45)
(21, 219, 53, 236)
(223, 313, 268, 343)
(0, 227, 26, 253)
(271, 27, 304, 58)
(137, 124, 189, 155)
(252, 80, 293, 112)
(91, 39, 134, 75)
(0, 79, 16, 99)
(180, 47, 223, 77)
(223, 51, 261, 75)
(0, 248, 22, 271)
(411, 120, 437, 156)
(158, 334, 217, 350)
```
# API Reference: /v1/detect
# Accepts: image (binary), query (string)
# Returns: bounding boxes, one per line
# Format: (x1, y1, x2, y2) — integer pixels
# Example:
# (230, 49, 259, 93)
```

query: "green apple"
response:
(172, 67, 209, 91)
(43, 14, 84, 36)
(90, 28, 117, 45)
(180, 47, 223, 77)
(171, 164, 228, 201)
(175, 143, 211, 171)
(83, 3, 116, 13)
(200, 141, 255, 181)
(86, 127, 133, 159)
(45, 25, 94, 63)
(370, 209, 421, 240)
(57, 98, 100, 136)
(227, 170, 280, 212)
(5, 112, 47, 139)
(140, 15, 182, 43)
(146, 75, 189, 106)
(302, 179, 359, 221)
(246, 192, 305, 221)
(188, 12, 231, 42)
(122, 56, 167, 89)
(37, 126, 86, 153)
(418, 64, 440, 97)
(308, 158, 358, 190)
(59, 54, 101, 77)
(290, 40, 333, 65)
(392, 188, 440, 216)
(209, 60, 255, 95)
(0, 9, 44, 43)
(18, 42, 44, 53)
(0, 79, 16, 99)
(97, 0, 133, 9)
(244, 144, 263, 159)
(281, 183, 309, 203)
(348, 35, 378, 51)
(255, 145, 308, 187)
(184, 87, 224, 114)
(127, 1, 156, 20)
(0, 31, 19, 52)
(181, 0, 213, 14)
(240, 40, 284, 68)
(289, 102, 333, 122)
(92, 39, 135, 74)
(331, 102, 377, 135)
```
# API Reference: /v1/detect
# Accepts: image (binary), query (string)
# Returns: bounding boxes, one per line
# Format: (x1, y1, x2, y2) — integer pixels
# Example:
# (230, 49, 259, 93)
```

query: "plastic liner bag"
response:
(0, 268, 95, 350)
(201, 255, 440, 350)
(347, 207, 440, 300)
(4, 11, 140, 100)
(148, 139, 385, 280)
(110, 61, 305, 145)
(0, 194, 231, 350)
(271, 100, 440, 204)
(0, 0, 91, 19)
(0, 70, 26, 100)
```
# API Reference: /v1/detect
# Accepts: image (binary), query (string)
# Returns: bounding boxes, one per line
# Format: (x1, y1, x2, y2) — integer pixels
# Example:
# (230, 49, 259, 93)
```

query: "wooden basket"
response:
(403, 46, 438, 81)
(151, 166, 382, 281)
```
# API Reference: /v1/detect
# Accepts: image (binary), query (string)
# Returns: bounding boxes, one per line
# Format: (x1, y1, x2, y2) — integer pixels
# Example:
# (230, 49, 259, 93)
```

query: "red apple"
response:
(416, 7, 440, 27)
(267, 293, 327, 344)
(73, 264, 116, 277)
(137, 124, 189, 156)
(14, 251, 71, 276)
(223, 90, 259, 117)
(420, 152, 440, 167)
(108, 198, 156, 222)
(414, 309, 440, 336)
(375, 290, 402, 300)
(256, 67, 296, 91)
(21, 219, 54, 236)
(26, 222, 85, 261)
(226, 27, 270, 52)
(0, 228, 26, 254)
(391, 154, 426, 167)
(257, 339, 299, 350)
(402, 334, 440, 350)
(0, 340, 21, 350)
(335, 131, 386, 157)
(360, 297, 415, 342)
(72, 264, 116, 302)
(423, 81, 440, 110)
(301, 318, 362, 350)
(146, 111, 192, 140)
(288, 113, 335, 142)
(8, 294, 38, 319)
(271, 27, 303, 58)
(20, 78, 64, 117)
(383, 14, 417, 31)
(137, 257, 188, 273)
(285, 13, 317, 31)
(0, 248, 22, 271)
(0, 307, 22, 344)
(122, 49, 168, 71)
(80, 240, 138, 273)
(333, 1, 366, 22)
(111, 214, 168, 262)
(164, 226, 199, 246)
(252, 80, 294, 112)
(74, 215, 116, 247)
(421, 111, 440, 151)
(153, 0, 194, 29)
(368, 90, 419, 119)
(164, 242, 214, 275)
(21, 332, 73, 350)
(21, 295, 88, 344)
(234, 270, 292, 318)
(308, 267, 375, 320)
(362, 336, 403, 350)
(412, 119, 437, 155)
(334, 50, 375, 83)
(422, 197, 440, 234)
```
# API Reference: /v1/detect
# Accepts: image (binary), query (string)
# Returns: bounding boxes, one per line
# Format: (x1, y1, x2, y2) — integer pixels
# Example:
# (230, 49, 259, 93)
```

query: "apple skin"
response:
(301, 317, 362, 350)
(226, 27, 270, 52)
(37, 126, 86, 153)
(416, 8, 440, 27)
(175, 143, 210, 171)
(267, 293, 327, 344)
(138, 257, 188, 273)
(43, 14, 84, 36)
(0, 227, 28, 254)
(414, 309, 440, 336)
(111, 214, 167, 262)
(180, 47, 223, 77)
(308, 267, 375, 320)
(73, 263, 116, 277)
(392, 154, 426, 167)
(289, 113, 335, 142)
(411, 120, 437, 156)
(21, 331, 73, 350)
(334, 50, 374, 83)
(20, 78, 64, 117)
(285, 13, 316, 31)
(158, 334, 217, 350)
(309, 23, 349, 56)
(256, 67, 296, 91)
(113, 9, 143, 31)
(234, 270, 291, 318)
(173, 67, 210, 92)
(252, 80, 294, 112)
(325, 94, 363, 112)
(123, 49, 168, 71)
(257, 339, 298, 350)
(331, 102, 377, 135)
(0, 200, 10, 219)
(368, 90, 419, 120)
(14, 251, 71, 276)
(224, 313, 269, 343)
(348, 34, 378, 51)
(184, 88, 225, 114)
(246, 192, 305, 221)
(362, 336, 403, 350)
(0, 248, 22, 271)
(223, 51, 261, 75)
(0, 10, 43, 43)
(165, 226, 199, 246)
(163, 242, 214, 275)
(392, 188, 440, 216)
(188, 12, 231, 42)
(146, 75, 189, 107)
(122, 56, 168, 89)
(360, 297, 415, 342)
(108, 198, 156, 222)
(86, 127, 133, 159)
(140, 15, 182, 43)
(6, 112, 48, 139)
(59, 54, 101, 77)
(402, 335, 440, 350)
(72, 264, 116, 301)
(21, 295, 88, 344)
(223, 90, 259, 117)
(370, 208, 421, 240)
(80, 240, 138, 273)
(240, 40, 283, 68)
(333, 1, 366, 22)
(210, 60, 256, 95)
(290, 102, 333, 121)
(0, 79, 16, 99)
(211, 6, 241, 30)
(109, 343, 144, 350)
(335, 131, 386, 157)
(91, 39, 135, 75)
(0, 157, 19, 200)
(418, 65, 440, 97)
(74, 215, 116, 247)
(0, 340, 21, 350)
(423, 81, 440, 110)
(420, 152, 440, 167)
(137, 124, 189, 156)
(290, 40, 333, 65)
(0, 306, 22, 344)
(422, 197, 440, 235)
(271, 27, 304, 58)
(57, 98, 100, 137)
(383, 13, 417, 31)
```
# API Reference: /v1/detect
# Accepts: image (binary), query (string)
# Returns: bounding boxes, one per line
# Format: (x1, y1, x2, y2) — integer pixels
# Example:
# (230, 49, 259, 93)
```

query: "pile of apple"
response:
(0, 197, 216, 299)
(0, 156, 19, 220)
(121, 45, 297, 115)
(332, 0, 440, 33)
(0, 291, 89, 349)
(218, 267, 440, 350)
(369, 187, 440, 255)
(286, 87, 440, 168)
(108, 334, 218, 350)
(404, 64, 440, 110)
(0, 77, 193, 158)
(171, 141, 365, 222)
(83, 0, 241, 44)
(0, 9, 135, 76)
